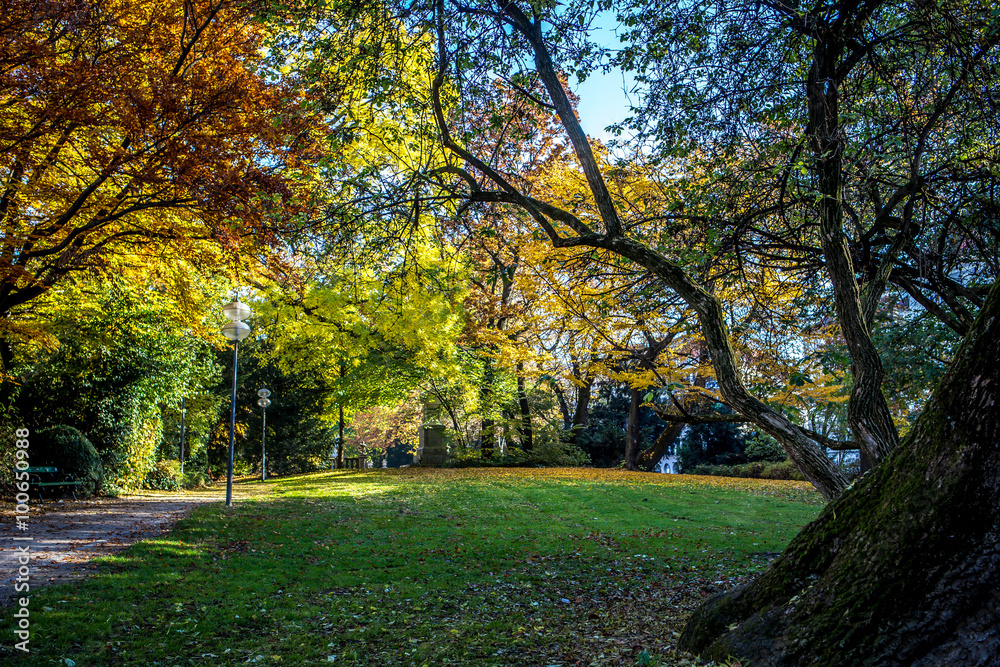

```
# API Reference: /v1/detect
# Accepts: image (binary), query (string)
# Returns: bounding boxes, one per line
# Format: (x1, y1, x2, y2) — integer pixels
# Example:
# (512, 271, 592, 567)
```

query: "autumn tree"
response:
(282, 0, 1000, 659)
(425, 0, 998, 660)
(0, 0, 322, 377)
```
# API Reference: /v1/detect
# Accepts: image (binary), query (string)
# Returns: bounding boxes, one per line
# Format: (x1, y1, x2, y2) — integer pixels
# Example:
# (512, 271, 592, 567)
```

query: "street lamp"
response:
(221, 299, 252, 507)
(179, 398, 186, 475)
(257, 388, 272, 481)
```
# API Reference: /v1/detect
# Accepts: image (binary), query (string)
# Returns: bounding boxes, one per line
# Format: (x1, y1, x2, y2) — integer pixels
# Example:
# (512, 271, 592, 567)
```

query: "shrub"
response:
(180, 469, 212, 489)
(101, 412, 161, 493)
(532, 429, 591, 467)
(446, 447, 532, 468)
(682, 460, 806, 481)
(678, 419, 747, 469)
(573, 421, 626, 467)
(143, 460, 181, 491)
(445, 431, 589, 469)
(761, 460, 805, 480)
(744, 433, 787, 462)
(32, 425, 103, 497)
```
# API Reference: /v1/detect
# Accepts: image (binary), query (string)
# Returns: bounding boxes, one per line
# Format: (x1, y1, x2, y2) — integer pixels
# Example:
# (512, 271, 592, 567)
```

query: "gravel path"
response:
(2, 486, 242, 605)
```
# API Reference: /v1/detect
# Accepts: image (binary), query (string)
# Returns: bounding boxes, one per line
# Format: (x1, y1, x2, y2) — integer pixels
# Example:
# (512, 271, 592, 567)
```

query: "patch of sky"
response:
(571, 11, 640, 146)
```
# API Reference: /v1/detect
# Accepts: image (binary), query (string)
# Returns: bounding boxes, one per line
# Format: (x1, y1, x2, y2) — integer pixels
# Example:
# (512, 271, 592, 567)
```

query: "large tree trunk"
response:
(569, 368, 592, 445)
(678, 281, 1000, 665)
(553, 380, 572, 430)
(337, 404, 344, 469)
(480, 359, 495, 457)
(516, 362, 533, 452)
(336, 361, 346, 469)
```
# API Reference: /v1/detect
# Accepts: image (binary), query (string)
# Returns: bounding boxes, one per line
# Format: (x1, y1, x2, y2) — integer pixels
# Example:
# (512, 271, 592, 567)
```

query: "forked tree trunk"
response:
(553, 381, 572, 429)
(678, 282, 1000, 666)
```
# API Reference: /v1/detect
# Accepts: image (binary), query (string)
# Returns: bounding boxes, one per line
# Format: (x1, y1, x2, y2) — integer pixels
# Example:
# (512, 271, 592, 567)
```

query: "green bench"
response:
(26, 466, 85, 502)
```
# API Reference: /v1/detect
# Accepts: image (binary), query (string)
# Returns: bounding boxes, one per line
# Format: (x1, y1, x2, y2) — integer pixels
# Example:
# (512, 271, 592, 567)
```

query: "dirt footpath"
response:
(2, 487, 232, 604)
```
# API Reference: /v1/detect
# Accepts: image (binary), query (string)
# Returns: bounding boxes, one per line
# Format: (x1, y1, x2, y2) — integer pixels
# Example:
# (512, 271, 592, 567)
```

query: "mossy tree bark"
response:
(679, 281, 1000, 665)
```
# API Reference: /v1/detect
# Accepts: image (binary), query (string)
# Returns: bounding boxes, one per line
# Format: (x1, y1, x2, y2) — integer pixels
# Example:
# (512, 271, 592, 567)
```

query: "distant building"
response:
(655, 453, 680, 474)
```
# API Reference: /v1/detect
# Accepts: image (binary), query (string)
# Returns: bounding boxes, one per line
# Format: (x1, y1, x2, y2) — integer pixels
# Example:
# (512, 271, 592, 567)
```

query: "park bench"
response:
(26, 466, 84, 502)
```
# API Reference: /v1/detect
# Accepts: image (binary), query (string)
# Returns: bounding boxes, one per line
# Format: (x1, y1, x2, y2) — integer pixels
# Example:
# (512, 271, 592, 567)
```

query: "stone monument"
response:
(416, 397, 450, 466)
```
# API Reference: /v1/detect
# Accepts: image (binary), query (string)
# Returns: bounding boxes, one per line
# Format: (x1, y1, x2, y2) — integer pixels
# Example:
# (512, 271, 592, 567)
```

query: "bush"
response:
(143, 460, 181, 490)
(682, 459, 806, 481)
(744, 433, 787, 462)
(532, 429, 591, 466)
(761, 460, 805, 480)
(445, 430, 590, 469)
(103, 413, 162, 493)
(32, 425, 103, 497)
(446, 447, 533, 468)
(142, 461, 210, 490)
(181, 470, 212, 489)
(573, 421, 626, 467)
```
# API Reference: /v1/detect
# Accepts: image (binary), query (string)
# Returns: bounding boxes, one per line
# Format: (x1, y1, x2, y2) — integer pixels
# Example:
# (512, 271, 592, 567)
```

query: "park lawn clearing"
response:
(15, 468, 823, 666)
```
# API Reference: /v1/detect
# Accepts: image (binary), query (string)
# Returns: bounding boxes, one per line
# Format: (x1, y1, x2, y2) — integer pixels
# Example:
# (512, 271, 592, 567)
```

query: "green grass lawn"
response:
(9, 468, 823, 666)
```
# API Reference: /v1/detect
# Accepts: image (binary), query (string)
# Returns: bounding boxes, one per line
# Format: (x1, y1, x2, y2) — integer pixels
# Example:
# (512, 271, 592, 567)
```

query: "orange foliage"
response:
(0, 0, 323, 317)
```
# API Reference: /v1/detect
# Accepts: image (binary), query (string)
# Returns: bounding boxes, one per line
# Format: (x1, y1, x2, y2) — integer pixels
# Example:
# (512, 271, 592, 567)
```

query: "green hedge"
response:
(683, 460, 807, 481)
(444, 431, 590, 469)
(143, 460, 181, 491)
(32, 425, 104, 497)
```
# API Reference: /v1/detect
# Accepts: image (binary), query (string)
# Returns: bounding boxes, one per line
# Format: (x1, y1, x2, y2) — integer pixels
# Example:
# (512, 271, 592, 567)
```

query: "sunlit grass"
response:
(8, 468, 822, 666)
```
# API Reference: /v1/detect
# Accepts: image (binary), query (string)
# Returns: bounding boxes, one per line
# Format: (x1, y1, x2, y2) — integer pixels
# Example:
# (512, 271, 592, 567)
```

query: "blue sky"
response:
(570, 15, 638, 143)
(575, 67, 637, 142)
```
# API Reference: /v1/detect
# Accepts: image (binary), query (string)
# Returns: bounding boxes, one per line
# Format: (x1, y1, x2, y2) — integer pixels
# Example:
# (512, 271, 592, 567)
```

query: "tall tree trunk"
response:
(807, 35, 899, 466)
(553, 380, 572, 430)
(624, 386, 641, 471)
(480, 359, 495, 457)
(501, 408, 513, 454)
(0, 334, 15, 408)
(569, 369, 592, 445)
(516, 362, 533, 452)
(679, 281, 1000, 665)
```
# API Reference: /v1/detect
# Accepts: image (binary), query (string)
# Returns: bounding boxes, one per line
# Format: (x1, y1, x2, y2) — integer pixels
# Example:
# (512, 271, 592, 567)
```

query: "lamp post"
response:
(221, 299, 252, 507)
(179, 397, 186, 475)
(257, 388, 271, 481)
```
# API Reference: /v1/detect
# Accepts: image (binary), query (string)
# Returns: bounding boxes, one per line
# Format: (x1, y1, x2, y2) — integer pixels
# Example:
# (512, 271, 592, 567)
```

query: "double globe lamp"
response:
(221, 299, 252, 507)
